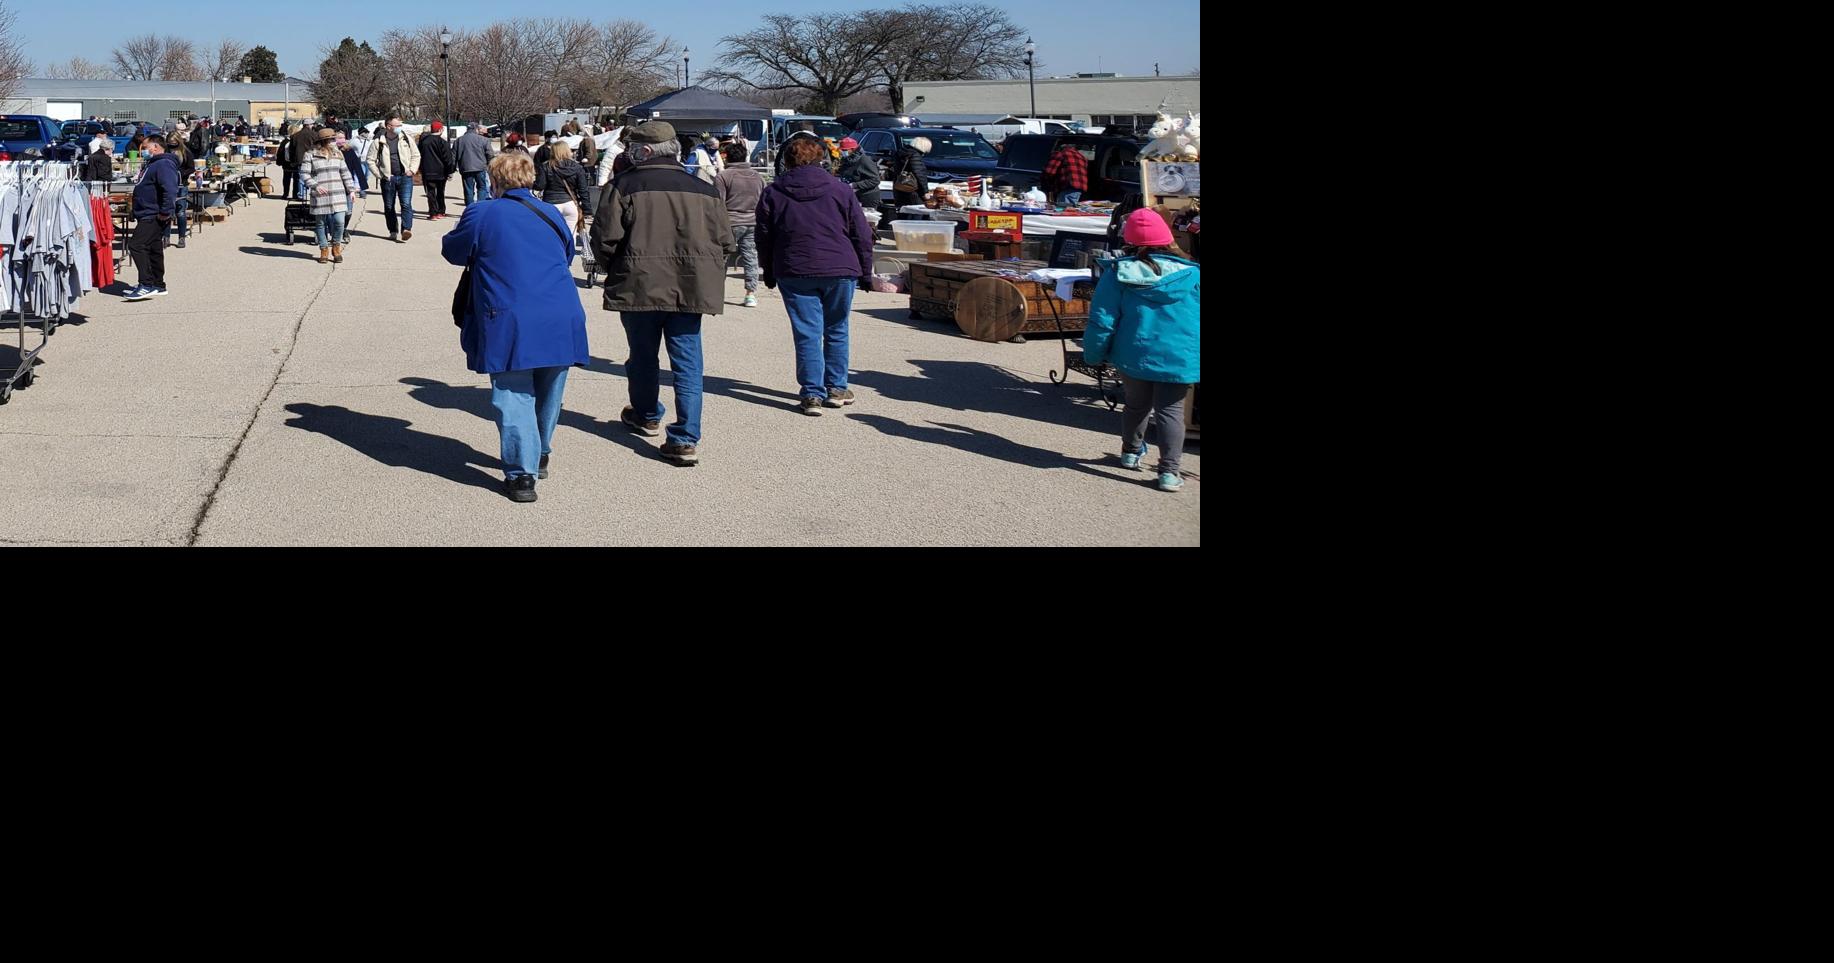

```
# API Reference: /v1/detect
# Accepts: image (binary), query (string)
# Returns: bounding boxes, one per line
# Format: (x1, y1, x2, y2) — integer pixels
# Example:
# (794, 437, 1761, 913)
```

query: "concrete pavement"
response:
(1, 180, 1200, 546)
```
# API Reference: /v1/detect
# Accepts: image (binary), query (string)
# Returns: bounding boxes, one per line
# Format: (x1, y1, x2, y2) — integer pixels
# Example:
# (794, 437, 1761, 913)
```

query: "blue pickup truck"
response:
(0, 115, 71, 161)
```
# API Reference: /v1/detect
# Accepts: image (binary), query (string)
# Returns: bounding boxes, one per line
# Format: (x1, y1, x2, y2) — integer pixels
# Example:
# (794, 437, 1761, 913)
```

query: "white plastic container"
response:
(892, 220, 956, 253)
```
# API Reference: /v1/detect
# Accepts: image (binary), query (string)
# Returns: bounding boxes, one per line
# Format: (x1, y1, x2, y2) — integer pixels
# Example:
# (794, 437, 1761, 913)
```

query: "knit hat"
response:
(430, 121, 443, 132)
(628, 121, 676, 144)
(910, 136, 932, 154)
(839, 137, 859, 150)
(1122, 209, 1175, 247)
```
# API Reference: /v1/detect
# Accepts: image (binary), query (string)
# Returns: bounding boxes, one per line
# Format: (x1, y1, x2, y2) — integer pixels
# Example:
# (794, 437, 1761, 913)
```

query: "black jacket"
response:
(418, 133, 455, 178)
(835, 151, 883, 208)
(84, 150, 114, 182)
(886, 147, 928, 197)
(534, 159, 591, 207)
(187, 126, 207, 158)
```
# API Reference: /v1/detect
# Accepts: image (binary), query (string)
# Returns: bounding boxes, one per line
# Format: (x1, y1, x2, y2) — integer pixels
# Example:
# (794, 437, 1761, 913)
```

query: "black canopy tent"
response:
(625, 87, 774, 155)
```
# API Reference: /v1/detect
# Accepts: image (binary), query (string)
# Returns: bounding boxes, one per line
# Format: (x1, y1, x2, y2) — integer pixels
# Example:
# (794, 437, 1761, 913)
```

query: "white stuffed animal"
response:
(1178, 112, 1200, 161)
(1142, 112, 1187, 161)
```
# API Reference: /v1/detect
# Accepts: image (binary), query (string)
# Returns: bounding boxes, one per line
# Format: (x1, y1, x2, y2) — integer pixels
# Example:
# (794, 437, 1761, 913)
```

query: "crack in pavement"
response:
(183, 267, 339, 547)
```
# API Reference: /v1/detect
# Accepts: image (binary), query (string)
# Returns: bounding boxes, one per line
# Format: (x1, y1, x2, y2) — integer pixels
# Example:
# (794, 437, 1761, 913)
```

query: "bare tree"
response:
(712, 12, 904, 115)
(0, 2, 29, 105)
(580, 19, 678, 111)
(205, 39, 247, 80)
(379, 25, 452, 118)
(44, 56, 119, 80)
(452, 21, 548, 130)
(158, 36, 202, 81)
(875, 4, 1029, 111)
(113, 33, 165, 81)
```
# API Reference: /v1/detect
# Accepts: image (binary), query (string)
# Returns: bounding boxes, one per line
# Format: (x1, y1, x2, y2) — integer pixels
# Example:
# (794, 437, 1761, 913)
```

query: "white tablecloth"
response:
(895, 206, 1111, 236)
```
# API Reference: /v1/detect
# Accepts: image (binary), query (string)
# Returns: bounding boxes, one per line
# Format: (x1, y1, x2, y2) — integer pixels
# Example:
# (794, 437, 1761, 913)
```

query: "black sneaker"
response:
(505, 476, 537, 502)
(660, 442, 699, 466)
(619, 406, 661, 437)
(538, 454, 550, 480)
(822, 387, 855, 408)
(177, 237, 186, 249)
(799, 396, 824, 416)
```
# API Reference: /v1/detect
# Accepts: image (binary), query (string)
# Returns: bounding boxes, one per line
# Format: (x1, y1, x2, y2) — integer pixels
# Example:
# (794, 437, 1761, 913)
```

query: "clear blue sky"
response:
(19, 0, 1200, 83)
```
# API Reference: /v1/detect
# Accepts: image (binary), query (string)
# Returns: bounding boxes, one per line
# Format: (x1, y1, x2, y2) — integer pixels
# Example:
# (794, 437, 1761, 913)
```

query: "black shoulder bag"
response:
(452, 196, 575, 326)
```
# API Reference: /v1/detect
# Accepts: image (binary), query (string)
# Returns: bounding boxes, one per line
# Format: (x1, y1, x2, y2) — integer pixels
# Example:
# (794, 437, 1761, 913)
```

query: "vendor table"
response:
(907, 257, 1091, 339)
(897, 205, 1112, 236)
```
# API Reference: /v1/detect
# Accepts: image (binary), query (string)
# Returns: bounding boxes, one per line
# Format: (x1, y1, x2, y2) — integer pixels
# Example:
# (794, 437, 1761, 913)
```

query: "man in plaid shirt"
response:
(1041, 142, 1090, 205)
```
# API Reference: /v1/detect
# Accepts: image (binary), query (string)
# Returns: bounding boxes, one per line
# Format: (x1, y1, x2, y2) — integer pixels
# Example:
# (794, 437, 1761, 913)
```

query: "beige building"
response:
(903, 74, 1200, 130)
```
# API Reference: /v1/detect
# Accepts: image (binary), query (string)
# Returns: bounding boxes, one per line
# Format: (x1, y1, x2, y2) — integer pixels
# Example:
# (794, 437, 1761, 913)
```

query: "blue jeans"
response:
(778, 276, 854, 400)
(621, 311, 703, 446)
(313, 211, 345, 248)
(462, 170, 489, 205)
(382, 174, 414, 234)
(489, 366, 571, 480)
(731, 225, 759, 291)
(1059, 190, 1083, 205)
(169, 187, 189, 240)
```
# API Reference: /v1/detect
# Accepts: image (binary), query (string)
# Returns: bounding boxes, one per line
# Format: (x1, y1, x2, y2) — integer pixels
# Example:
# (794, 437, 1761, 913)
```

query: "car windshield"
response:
(1, 120, 44, 141)
(781, 120, 847, 141)
(901, 133, 996, 160)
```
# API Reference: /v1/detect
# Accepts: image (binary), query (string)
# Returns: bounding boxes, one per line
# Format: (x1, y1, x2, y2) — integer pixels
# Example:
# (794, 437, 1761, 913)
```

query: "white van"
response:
(952, 116, 1077, 145)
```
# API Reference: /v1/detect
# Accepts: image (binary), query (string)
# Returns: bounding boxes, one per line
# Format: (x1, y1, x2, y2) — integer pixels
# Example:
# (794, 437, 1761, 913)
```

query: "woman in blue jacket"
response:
(441, 152, 591, 503)
(1083, 210, 1200, 492)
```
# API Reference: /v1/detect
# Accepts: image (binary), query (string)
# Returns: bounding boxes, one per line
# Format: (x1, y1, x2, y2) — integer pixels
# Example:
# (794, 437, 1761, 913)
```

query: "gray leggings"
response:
(1121, 375, 1189, 475)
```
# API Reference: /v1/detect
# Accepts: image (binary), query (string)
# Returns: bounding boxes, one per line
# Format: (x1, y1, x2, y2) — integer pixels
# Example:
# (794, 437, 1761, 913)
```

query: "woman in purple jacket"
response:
(756, 136, 875, 415)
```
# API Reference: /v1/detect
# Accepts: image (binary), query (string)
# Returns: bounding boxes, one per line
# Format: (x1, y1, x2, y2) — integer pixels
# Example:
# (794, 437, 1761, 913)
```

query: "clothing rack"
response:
(2, 161, 82, 405)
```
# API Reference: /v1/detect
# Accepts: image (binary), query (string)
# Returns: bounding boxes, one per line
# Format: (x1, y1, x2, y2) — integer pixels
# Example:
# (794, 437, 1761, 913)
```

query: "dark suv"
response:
(854, 127, 1000, 183)
(992, 133, 1144, 202)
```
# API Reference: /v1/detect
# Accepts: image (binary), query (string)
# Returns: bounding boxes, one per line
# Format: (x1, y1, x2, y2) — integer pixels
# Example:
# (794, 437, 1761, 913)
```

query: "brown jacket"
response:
(592, 156, 736, 315)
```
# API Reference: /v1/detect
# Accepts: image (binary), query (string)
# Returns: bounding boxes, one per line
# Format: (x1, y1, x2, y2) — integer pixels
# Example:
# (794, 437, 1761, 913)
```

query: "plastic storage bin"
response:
(892, 219, 957, 253)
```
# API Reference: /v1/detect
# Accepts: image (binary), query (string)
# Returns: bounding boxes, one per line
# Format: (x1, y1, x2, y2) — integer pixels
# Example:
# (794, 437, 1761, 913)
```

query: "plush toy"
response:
(1142, 112, 1187, 161)
(1179, 112, 1201, 161)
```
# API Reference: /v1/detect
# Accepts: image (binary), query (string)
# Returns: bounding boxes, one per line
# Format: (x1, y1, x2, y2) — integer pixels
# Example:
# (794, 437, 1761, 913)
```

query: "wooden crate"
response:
(201, 207, 230, 222)
(907, 258, 1089, 333)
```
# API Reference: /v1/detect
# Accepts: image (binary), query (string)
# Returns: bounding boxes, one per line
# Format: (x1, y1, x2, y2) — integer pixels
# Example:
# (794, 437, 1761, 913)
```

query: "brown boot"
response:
(331, 244, 344, 263)
(317, 248, 329, 263)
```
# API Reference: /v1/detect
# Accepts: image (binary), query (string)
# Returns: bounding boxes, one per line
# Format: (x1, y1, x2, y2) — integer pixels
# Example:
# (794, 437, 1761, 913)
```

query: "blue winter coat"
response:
(131, 151, 179, 219)
(1082, 254, 1201, 385)
(441, 188, 590, 374)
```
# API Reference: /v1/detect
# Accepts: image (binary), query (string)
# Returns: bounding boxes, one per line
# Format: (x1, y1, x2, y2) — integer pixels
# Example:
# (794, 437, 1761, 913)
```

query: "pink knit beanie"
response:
(1122, 209, 1175, 247)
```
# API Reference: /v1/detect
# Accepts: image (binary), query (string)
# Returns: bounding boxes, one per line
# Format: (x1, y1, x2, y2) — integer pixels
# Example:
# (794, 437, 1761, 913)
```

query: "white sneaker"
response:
(743, 294, 758, 307)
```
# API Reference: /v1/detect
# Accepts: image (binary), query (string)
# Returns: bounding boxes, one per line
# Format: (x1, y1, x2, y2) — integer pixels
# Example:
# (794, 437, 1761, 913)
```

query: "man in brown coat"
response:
(591, 121, 736, 467)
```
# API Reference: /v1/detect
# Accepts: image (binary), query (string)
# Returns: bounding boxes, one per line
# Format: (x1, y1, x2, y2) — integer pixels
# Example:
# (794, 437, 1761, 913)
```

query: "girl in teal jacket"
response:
(1084, 210, 1200, 492)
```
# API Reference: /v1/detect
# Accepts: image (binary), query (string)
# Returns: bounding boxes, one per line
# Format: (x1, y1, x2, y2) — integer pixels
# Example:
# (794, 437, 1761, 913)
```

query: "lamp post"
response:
(1025, 38, 1036, 119)
(683, 47, 690, 87)
(211, 76, 218, 128)
(441, 30, 453, 139)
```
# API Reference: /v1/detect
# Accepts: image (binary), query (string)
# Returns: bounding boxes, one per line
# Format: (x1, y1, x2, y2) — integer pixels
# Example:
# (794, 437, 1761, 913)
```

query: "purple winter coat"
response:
(755, 164, 875, 288)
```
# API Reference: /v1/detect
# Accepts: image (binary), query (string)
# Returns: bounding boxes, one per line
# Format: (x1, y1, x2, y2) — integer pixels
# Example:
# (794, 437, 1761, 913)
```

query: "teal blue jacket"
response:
(1083, 255, 1201, 384)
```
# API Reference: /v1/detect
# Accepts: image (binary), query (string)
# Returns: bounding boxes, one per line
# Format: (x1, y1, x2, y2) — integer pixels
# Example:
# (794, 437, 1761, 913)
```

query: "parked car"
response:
(837, 112, 919, 132)
(0, 115, 68, 162)
(991, 133, 1145, 202)
(854, 126, 1001, 184)
(58, 120, 131, 157)
(750, 115, 849, 166)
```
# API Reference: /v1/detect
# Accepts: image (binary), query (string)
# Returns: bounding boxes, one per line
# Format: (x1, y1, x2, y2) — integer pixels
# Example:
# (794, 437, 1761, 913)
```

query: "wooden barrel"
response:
(954, 277, 1028, 343)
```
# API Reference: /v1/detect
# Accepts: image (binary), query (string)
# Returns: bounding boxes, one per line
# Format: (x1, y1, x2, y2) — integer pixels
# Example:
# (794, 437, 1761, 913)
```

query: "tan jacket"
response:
(365, 129, 422, 180)
(591, 157, 736, 316)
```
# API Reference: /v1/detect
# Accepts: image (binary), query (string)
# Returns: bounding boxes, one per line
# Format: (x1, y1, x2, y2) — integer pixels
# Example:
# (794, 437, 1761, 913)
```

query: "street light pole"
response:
(1025, 38, 1036, 119)
(683, 47, 690, 88)
(211, 76, 217, 127)
(441, 30, 453, 140)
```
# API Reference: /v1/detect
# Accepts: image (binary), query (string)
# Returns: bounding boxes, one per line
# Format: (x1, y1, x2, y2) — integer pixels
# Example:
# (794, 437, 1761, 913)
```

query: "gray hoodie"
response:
(717, 164, 764, 227)
(455, 130, 496, 174)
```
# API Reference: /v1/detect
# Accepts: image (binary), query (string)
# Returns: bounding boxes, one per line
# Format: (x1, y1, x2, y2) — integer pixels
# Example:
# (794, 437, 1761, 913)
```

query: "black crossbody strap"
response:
(506, 194, 570, 259)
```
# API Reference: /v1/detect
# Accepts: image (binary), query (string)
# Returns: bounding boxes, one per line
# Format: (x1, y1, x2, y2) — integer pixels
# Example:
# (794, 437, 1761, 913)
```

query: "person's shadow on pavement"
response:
(398, 377, 655, 461)
(847, 413, 1116, 480)
(282, 403, 503, 492)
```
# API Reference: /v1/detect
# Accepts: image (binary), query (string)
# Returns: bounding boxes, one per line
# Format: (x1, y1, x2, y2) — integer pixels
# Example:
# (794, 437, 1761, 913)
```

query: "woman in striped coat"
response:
(303, 128, 358, 264)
